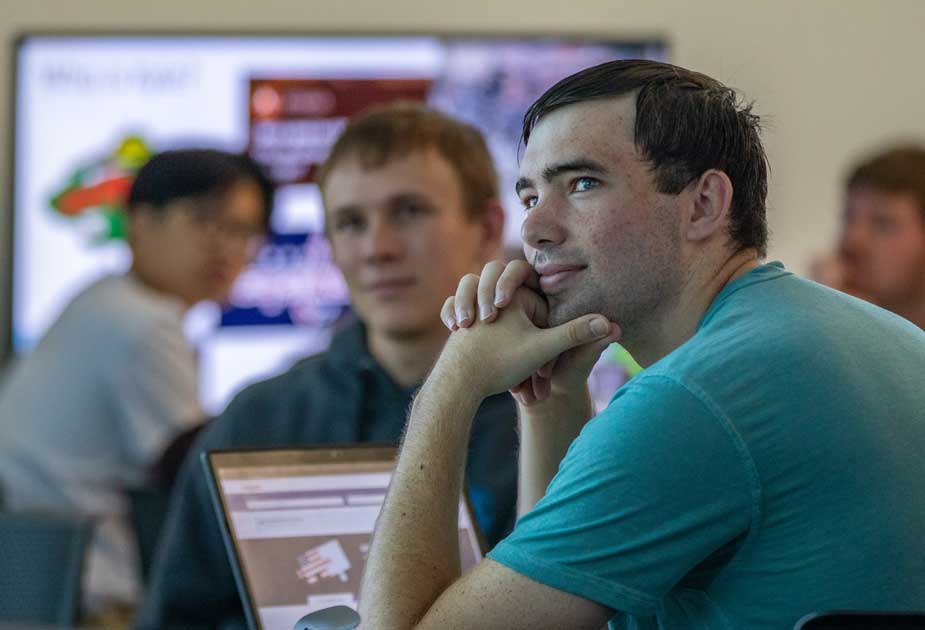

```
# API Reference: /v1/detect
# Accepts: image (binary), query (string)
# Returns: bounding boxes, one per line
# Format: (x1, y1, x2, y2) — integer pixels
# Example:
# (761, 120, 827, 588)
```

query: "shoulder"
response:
(203, 347, 357, 446)
(591, 372, 724, 440)
(24, 277, 191, 383)
(643, 271, 826, 384)
(556, 372, 757, 505)
(234, 353, 330, 407)
(665, 268, 922, 384)
(71, 275, 187, 348)
(568, 371, 758, 488)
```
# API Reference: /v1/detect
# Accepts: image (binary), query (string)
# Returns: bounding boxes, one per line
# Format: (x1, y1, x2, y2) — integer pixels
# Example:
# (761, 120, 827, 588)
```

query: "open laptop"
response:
(203, 446, 485, 630)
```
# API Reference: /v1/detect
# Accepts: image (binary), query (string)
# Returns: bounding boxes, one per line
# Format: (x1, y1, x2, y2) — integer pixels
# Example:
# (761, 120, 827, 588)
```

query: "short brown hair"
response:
(523, 60, 769, 257)
(317, 102, 498, 218)
(846, 145, 925, 217)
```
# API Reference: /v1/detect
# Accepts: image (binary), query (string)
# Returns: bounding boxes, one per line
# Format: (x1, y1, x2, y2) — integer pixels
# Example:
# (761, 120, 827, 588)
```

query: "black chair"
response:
(126, 485, 172, 584)
(129, 420, 209, 584)
(795, 611, 925, 629)
(0, 511, 93, 627)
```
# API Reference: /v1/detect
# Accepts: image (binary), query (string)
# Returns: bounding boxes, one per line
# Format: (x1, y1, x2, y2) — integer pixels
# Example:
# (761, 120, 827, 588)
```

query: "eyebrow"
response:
(384, 192, 434, 208)
(328, 204, 361, 220)
(515, 159, 610, 195)
(329, 192, 433, 218)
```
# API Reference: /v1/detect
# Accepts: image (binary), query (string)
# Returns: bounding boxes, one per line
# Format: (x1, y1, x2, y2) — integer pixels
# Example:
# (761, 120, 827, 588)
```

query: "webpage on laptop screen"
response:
(219, 467, 481, 630)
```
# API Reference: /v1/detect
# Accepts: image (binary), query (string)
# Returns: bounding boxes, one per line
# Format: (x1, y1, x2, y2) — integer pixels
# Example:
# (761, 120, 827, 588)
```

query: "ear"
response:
(685, 169, 733, 242)
(475, 199, 506, 259)
(123, 205, 151, 245)
(125, 203, 171, 249)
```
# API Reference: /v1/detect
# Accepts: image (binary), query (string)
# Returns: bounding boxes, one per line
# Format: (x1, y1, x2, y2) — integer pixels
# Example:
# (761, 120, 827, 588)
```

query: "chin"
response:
(367, 314, 437, 339)
(205, 280, 237, 303)
(547, 296, 600, 327)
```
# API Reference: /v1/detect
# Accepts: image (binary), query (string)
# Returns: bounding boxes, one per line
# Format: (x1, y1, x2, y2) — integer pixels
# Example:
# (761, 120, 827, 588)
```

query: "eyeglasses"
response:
(181, 203, 267, 256)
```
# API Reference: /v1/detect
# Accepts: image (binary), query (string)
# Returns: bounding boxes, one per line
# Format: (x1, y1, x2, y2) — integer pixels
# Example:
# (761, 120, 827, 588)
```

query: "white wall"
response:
(3, 0, 925, 356)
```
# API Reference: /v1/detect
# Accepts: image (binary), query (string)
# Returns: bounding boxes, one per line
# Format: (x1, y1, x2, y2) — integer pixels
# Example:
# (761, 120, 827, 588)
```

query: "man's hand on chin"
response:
(359, 287, 618, 630)
(442, 260, 622, 408)
(435, 287, 618, 402)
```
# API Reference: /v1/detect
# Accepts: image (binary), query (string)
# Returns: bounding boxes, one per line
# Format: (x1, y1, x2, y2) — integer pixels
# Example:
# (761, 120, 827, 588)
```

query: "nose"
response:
(839, 219, 868, 260)
(521, 195, 567, 251)
(361, 215, 403, 262)
(208, 234, 246, 274)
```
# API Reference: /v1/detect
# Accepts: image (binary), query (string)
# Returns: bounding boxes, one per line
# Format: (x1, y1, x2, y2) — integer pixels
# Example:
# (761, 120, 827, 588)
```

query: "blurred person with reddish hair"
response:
(138, 104, 519, 630)
(837, 145, 925, 328)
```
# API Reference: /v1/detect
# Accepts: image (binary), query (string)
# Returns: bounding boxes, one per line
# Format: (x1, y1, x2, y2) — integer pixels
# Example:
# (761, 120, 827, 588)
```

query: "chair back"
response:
(796, 611, 925, 629)
(126, 485, 172, 584)
(0, 511, 93, 627)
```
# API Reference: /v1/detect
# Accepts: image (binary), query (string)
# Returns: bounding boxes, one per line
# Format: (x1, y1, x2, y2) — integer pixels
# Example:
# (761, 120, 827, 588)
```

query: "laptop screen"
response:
(203, 447, 484, 630)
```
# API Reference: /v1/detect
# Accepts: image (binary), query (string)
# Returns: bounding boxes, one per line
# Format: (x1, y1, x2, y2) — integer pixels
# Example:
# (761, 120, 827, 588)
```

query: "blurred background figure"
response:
(811, 144, 925, 329)
(0, 149, 273, 623)
(138, 103, 519, 630)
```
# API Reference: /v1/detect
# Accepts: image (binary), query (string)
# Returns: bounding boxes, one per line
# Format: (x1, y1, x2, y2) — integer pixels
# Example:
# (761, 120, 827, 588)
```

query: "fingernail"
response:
(494, 291, 507, 306)
(479, 304, 493, 321)
(590, 317, 609, 337)
(458, 309, 472, 325)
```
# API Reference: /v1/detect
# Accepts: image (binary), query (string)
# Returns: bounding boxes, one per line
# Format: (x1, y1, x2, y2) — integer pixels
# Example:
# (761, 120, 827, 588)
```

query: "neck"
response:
(629, 249, 761, 367)
(129, 263, 193, 310)
(367, 324, 450, 389)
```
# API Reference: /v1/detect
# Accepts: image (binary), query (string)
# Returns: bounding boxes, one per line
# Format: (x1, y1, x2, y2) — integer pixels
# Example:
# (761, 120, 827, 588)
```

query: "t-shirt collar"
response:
(697, 261, 790, 331)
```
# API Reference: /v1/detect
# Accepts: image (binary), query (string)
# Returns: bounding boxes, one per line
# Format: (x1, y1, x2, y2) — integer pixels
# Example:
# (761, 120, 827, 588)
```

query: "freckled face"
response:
(517, 96, 684, 332)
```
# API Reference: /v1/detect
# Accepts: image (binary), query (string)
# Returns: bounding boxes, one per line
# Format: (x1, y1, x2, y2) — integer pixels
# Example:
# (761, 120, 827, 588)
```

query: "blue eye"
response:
(393, 200, 434, 223)
(398, 203, 425, 216)
(521, 195, 538, 211)
(871, 216, 898, 235)
(572, 177, 599, 193)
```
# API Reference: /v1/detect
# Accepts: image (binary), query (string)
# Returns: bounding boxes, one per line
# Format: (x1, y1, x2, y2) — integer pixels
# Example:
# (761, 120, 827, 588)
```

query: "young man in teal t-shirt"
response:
(356, 60, 925, 630)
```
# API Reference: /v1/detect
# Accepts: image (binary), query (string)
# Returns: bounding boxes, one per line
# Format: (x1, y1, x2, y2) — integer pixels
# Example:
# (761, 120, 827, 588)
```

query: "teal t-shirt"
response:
(488, 262, 925, 630)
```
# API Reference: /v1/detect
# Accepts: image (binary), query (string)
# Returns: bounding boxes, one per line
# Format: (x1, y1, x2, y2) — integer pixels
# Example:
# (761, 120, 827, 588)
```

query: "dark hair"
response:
(127, 149, 275, 229)
(523, 60, 769, 256)
(317, 102, 498, 219)
(846, 144, 925, 218)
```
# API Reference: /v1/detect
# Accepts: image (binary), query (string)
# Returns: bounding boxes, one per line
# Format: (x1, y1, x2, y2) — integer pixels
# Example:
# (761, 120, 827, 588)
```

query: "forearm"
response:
(517, 387, 593, 517)
(360, 362, 482, 630)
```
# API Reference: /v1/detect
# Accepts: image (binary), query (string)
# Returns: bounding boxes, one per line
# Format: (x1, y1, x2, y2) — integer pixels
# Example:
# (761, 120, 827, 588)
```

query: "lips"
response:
(535, 263, 586, 293)
(365, 277, 416, 296)
(207, 268, 236, 287)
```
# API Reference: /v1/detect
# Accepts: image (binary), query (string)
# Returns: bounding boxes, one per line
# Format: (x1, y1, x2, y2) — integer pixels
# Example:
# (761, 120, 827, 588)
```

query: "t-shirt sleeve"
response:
(109, 315, 203, 466)
(488, 373, 758, 617)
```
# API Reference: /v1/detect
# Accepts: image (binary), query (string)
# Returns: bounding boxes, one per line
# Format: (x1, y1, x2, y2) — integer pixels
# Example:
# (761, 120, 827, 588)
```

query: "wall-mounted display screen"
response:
(10, 34, 663, 413)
